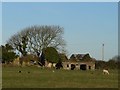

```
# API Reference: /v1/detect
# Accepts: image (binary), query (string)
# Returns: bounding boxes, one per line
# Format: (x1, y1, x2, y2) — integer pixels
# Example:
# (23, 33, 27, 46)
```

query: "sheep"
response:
(103, 69, 109, 75)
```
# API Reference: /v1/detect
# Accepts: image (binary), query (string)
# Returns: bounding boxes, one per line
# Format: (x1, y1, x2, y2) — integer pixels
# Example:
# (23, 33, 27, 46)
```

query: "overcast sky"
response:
(1, 2, 118, 61)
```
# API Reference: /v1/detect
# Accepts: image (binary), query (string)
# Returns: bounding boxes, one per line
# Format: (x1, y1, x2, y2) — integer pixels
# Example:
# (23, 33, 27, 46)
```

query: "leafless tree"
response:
(7, 25, 66, 56)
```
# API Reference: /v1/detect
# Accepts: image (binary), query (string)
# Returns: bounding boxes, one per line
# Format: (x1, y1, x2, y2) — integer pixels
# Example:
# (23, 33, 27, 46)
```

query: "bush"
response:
(43, 47, 59, 63)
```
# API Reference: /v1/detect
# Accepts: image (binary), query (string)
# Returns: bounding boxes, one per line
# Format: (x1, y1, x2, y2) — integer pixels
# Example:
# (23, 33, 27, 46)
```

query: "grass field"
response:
(2, 66, 118, 88)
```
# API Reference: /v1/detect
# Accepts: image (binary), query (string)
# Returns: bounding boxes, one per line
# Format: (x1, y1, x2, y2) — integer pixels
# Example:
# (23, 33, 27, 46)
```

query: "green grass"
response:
(2, 66, 118, 88)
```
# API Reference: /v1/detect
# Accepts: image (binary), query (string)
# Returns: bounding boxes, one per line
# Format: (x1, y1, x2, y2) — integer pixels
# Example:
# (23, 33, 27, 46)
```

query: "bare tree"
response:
(8, 31, 28, 56)
(7, 25, 66, 56)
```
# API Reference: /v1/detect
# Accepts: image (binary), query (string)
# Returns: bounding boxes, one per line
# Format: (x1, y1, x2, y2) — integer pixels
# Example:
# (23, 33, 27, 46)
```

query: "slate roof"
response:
(69, 53, 95, 62)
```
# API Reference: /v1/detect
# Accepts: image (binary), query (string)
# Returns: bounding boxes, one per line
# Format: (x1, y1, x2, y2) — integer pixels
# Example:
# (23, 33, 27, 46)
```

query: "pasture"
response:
(2, 66, 118, 88)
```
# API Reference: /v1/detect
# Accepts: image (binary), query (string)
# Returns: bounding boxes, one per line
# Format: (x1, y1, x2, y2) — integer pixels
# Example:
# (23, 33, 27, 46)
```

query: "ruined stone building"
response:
(62, 53, 95, 70)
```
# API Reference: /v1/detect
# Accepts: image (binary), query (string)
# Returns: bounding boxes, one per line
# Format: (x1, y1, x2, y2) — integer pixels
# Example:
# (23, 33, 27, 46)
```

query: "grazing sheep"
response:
(103, 69, 109, 75)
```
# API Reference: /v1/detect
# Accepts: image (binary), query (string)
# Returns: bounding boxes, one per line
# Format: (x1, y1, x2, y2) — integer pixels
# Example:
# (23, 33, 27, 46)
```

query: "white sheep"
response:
(103, 69, 109, 75)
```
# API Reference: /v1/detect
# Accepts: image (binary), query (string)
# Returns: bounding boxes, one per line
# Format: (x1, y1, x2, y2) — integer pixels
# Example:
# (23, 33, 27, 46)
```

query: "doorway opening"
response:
(71, 64, 76, 70)
(80, 64, 87, 70)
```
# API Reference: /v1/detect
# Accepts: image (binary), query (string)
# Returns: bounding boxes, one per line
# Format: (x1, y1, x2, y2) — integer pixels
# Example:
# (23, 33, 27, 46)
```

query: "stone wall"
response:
(63, 61, 95, 70)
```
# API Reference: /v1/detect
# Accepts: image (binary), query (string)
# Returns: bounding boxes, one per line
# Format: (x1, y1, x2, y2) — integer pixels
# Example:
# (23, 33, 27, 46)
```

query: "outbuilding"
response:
(62, 53, 95, 70)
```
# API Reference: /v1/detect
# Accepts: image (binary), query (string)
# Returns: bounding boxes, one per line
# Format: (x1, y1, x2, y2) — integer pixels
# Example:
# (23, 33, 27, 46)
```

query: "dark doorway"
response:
(89, 66, 91, 70)
(80, 64, 87, 70)
(71, 64, 76, 70)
